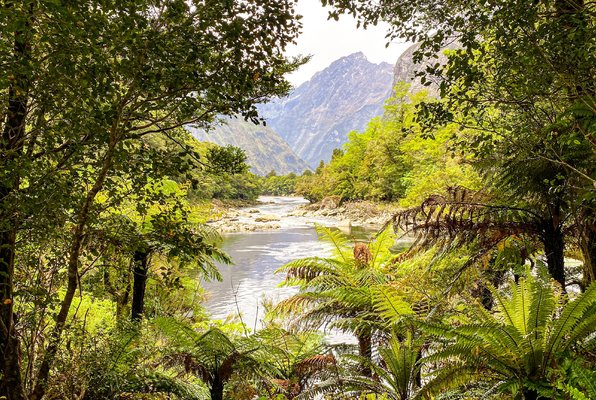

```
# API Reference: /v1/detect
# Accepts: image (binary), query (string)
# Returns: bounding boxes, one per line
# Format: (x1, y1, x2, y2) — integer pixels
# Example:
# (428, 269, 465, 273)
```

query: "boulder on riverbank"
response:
(254, 214, 280, 222)
(320, 195, 342, 209)
(209, 219, 281, 233)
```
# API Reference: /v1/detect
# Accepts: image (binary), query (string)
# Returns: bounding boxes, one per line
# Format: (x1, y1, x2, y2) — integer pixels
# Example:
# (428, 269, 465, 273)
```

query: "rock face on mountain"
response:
(258, 52, 394, 168)
(392, 42, 457, 96)
(187, 117, 309, 176)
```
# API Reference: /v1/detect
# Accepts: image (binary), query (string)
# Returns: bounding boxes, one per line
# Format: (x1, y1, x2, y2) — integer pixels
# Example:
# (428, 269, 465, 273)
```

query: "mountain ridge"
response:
(258, 52, 394, 168)
(187, 117, 309, 176)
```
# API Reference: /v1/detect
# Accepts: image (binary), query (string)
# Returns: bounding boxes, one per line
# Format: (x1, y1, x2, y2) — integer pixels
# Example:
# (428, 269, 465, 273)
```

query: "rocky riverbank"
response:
(208, 207, 282, 233)
(291, 197, 398, 229)
(208, 196, 398, 233)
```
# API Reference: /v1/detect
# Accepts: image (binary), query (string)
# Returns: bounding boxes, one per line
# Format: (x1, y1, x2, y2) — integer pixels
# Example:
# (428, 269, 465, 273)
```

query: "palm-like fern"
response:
(387, 186, 573, 289)
(419, 272, 596, 399)
(254, 328, 336, 399)
(275, 225, 396, 368)
(155, 318, 261, 400)
(299, 336, 420, 400)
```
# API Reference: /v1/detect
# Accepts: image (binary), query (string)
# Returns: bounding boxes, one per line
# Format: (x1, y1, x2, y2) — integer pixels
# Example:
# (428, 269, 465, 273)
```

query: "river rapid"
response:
(201, 196, 372, 339)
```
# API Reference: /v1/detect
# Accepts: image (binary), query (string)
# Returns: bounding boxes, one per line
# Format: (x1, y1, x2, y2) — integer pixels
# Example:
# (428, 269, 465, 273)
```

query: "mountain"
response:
(258, 52, 394, 168)
(392, 42, 458, 96)
(187, 117, 310, 176)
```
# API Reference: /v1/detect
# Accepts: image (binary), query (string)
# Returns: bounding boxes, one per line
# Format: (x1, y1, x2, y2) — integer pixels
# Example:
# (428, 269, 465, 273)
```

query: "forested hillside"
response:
(187, 117, 310, 176)
(296, 84, 482, 204)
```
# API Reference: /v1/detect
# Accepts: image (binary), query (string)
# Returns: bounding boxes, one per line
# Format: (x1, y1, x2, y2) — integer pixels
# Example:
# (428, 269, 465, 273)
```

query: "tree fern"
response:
(546, 282, 596, 357)
(275, 227, 396, 363)
(419, 274, 596, 399)
(125, 369, 209, 400)
(300, 337, 421, 400)
(315, 224, 353, 263)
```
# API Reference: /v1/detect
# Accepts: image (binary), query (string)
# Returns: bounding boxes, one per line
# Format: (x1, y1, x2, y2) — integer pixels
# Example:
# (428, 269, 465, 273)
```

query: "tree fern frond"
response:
(369, 226, 396, 268)
(564, 303, 596, 347)
(195, 256, 223, 282)
(372, 285, 415, 324)
(416, 364, 486, 399)
(126, 368, 208, 400)
(528, 275, 556, 337)
(154, 316, 202, 349)
(274, 292, 322, 315)
(546, 282, 596, 358)
(315, 224, 353, 263)
(453, 324, 522, 355)
(276, 257, 343, 283)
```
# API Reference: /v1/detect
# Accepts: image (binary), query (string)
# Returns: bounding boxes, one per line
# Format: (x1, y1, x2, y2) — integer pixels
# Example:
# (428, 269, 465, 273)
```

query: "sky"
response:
(284, 0, 414, 86)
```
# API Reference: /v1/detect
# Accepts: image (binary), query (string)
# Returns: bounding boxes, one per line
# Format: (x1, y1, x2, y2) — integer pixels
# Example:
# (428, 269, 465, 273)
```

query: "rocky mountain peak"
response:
(258, 53, 394, 168)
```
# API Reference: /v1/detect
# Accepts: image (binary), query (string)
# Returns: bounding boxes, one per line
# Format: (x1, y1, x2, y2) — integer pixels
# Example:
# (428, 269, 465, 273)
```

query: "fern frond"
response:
(528, 275, 556, 337)
(565, 303, 596, 347)
(315, 224, 353, 263)
(546, 282, 596, 358)
(372, 285, 415, 324)
(416, 364, 486, 399)
(125, 368, 208, 400)
(276, 257, 343, 283)
(370, 226, 396, 267)
(307, 274, 353, 291)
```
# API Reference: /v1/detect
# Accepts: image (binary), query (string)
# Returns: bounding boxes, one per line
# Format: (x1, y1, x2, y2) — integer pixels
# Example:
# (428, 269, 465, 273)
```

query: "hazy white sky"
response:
(284, 0, 413, 86)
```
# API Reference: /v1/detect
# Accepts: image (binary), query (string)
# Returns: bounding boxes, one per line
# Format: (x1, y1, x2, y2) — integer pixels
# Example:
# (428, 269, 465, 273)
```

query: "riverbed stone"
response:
(337, 219, 352, 228)
(254, 214, 280, 222)
(320, 195, 341, 209)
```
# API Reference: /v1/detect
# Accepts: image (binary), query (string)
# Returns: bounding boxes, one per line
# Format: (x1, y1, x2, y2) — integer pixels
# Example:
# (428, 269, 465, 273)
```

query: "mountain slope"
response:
(188, 117, 309, 176)
(392, 42, 458, 96)
(258, 52, 394, 167)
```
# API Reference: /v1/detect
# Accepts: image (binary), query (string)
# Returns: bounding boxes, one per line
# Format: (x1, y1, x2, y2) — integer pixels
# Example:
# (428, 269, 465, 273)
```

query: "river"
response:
(202, 196, 372, 337)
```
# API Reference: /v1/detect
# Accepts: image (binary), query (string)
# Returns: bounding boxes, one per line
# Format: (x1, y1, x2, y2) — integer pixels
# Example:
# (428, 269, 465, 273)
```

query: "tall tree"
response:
(324, 0, 595, 286)
(1, 0, 303, 397)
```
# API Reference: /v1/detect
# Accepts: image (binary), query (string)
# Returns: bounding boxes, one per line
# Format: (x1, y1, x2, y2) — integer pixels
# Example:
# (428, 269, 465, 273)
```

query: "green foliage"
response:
(275, 225, 396, 359)
(44, 322, 209, 400)
(260, 172, 299, 196)
(206, 145, 249, 175)
(296, 85, 480, 203)
(301, 334, 421, 400)
(0, 0, 304, 397)
(2, 0, 594, 397)
(420, 272, 596, 398)
(252, 328, 334, 399)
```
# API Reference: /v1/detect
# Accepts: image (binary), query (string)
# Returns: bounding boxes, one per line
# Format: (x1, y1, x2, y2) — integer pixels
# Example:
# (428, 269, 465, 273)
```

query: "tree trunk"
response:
(0, 2, 33, 398)
(415, 347, 422, 388)
(579, 219, 596, 290)
(210, 377, 224, 400)
(542, 204, 566, 290)
(29, 134, 119, 400)
(543, 224, 566, 290)
(356, 328, 372, 377)
(0, 229, 26, 400)
(523, 387, 539, 400)
(103, 268, 130, 319)
(131, 249, 149, 322)
(480, 268, 506, 311)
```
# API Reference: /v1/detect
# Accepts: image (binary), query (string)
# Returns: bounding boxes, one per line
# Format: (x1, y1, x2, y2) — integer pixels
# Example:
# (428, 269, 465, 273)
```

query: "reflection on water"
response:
(202, 196, 375, 336)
